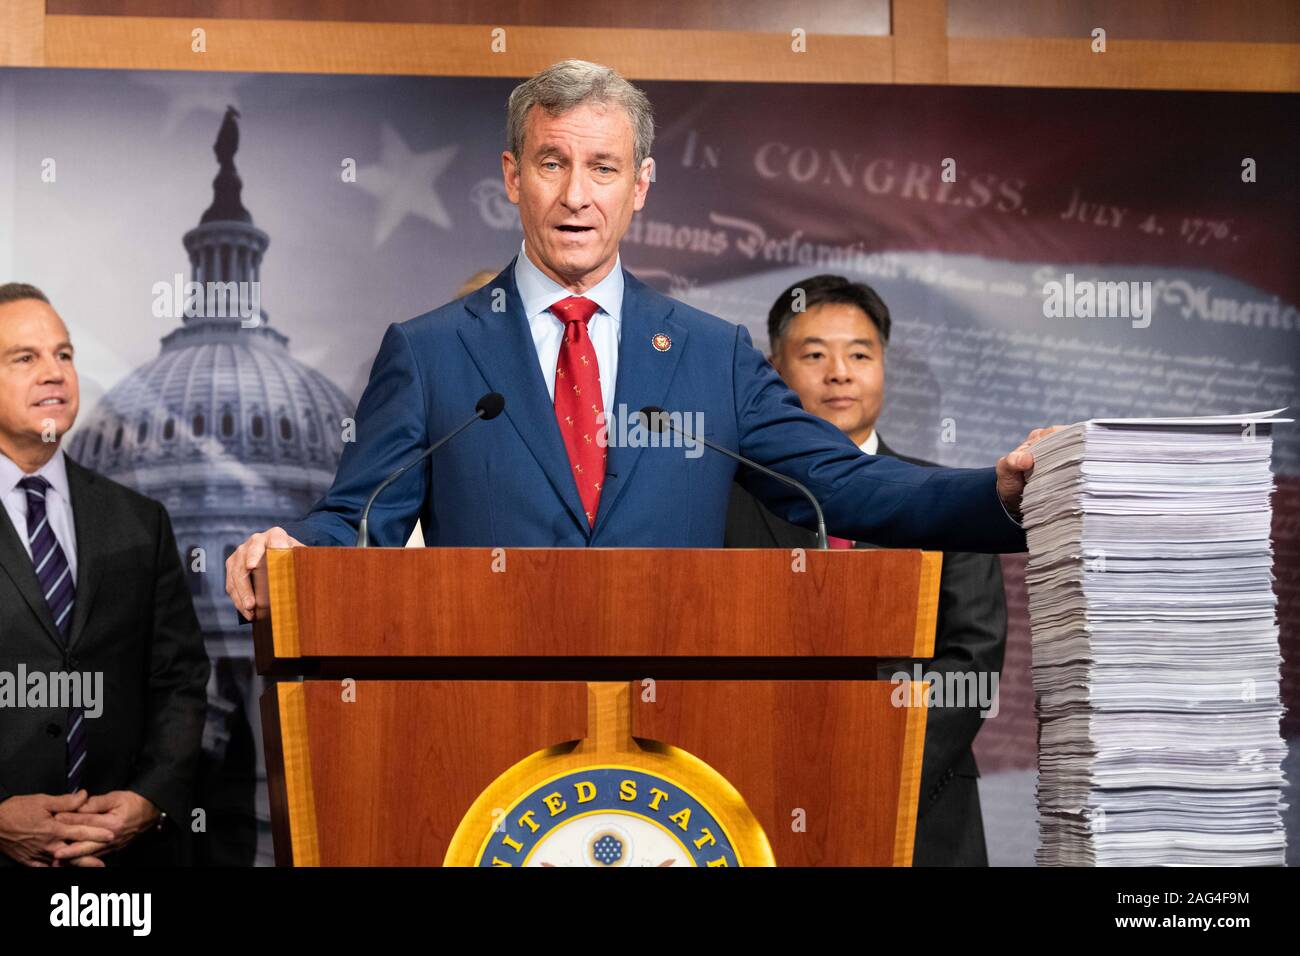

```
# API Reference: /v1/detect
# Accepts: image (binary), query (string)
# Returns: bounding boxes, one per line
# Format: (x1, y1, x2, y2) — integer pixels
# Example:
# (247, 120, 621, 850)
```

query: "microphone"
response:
(639, 406, 829, 550)
(355, 392, 505, 547)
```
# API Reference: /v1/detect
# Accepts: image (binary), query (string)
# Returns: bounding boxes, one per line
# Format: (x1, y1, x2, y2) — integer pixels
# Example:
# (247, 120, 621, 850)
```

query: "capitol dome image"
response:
(68, 106, 352, 642)
(65, 106, 353, 865)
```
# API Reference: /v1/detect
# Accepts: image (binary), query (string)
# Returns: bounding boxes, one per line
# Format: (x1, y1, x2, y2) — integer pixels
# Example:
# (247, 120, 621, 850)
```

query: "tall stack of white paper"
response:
(1022, 411, 1290, 866)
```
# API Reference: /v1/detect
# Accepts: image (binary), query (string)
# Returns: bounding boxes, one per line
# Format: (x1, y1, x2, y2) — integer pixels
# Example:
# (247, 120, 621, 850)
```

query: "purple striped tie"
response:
(18, 476, 85, 792)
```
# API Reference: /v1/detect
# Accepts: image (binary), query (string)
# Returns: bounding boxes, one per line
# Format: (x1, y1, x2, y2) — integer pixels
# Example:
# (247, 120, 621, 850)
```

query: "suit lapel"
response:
(0, 482, 64, 651)
(63, 456, 106, 651)
(591, 269, 685, 534)
(458, 257, 588, 533)
(458, 260, 687, 538)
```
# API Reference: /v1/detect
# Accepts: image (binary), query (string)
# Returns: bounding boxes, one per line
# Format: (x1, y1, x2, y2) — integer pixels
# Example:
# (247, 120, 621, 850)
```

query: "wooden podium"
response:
(254, 547, 941, 867)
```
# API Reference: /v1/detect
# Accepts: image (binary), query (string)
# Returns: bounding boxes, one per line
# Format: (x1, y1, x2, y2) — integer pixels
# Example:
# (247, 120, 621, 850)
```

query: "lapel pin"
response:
(651, 332, 672, 352)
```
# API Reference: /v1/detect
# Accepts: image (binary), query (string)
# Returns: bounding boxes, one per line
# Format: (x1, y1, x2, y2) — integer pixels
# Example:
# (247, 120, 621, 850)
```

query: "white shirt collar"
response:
(514, 240, 624, 326)
(0, 445, 71, 499)
(859, 430, 879, 455)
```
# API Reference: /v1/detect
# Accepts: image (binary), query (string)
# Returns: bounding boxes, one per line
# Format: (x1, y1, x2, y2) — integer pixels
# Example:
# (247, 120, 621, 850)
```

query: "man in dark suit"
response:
(0, 283, 209, 867)
(725, 274, 1007, 866)
(225, 59, 1062, 611)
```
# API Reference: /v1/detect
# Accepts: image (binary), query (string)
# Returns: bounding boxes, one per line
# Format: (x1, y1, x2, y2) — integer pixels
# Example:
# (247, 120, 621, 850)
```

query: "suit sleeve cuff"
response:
(280, 519, 350, 548)
(127, 776, 185, 828)
(998, 491, 1023, 529)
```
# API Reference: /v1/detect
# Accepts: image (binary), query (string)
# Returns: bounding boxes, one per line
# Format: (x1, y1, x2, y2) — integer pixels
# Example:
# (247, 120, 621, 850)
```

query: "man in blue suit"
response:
(225, 59, 1058, 617)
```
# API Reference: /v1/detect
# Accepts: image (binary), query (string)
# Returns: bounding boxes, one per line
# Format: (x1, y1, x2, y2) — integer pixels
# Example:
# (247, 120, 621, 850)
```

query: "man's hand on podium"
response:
(996, 426, 1067, 520)
(225, 526, 305, 621)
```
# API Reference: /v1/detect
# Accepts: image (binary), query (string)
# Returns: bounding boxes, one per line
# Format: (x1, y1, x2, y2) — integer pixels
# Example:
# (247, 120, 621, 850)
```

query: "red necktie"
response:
(828, 535, 855, 549)
(550, 296, 605, 526)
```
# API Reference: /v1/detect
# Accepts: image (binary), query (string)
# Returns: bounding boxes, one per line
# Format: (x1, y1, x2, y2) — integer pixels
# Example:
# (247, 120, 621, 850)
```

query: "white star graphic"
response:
(132, 73, 244, 137)
(355, 124, 458, 246)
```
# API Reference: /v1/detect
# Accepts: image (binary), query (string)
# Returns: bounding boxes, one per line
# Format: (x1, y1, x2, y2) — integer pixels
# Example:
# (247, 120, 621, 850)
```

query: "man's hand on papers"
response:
(997, 426, 1067, 519)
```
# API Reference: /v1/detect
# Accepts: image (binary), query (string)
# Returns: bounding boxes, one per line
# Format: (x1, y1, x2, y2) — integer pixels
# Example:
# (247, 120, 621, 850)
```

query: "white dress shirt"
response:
(514, 239, 623, 413)
(0, 445, 78, 581)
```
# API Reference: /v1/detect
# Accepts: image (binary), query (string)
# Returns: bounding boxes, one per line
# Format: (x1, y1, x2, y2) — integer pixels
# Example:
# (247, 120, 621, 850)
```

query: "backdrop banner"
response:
(1, 68, 1295, 865)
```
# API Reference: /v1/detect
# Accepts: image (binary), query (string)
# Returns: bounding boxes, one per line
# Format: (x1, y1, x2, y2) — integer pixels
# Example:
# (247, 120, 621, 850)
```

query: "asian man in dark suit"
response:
(725, 274, 1007, 866)
(0, 283, 209, 867)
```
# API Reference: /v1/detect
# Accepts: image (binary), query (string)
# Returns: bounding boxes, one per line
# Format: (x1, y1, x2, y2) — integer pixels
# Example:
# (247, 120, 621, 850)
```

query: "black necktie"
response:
(18, 475, 85, 792)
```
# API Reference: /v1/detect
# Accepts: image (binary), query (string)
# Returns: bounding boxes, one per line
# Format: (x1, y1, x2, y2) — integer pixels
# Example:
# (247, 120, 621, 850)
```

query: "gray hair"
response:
(507, 59, 654, 171)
